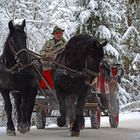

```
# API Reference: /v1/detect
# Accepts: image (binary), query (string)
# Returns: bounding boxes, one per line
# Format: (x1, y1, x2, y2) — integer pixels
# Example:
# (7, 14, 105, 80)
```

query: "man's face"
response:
(53, 31, 63, 40)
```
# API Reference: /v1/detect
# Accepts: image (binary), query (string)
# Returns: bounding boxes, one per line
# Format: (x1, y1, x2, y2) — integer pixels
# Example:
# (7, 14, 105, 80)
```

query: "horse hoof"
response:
(19, 123, 30, 134)
(57, 117, 66, 127)
(17, 125, 20, 131)
(79, 119, 85, 130)
(19, 127, 29, 134)
(71, 131, 80, 137)
(80, 124, 85, 130)
(69, 122, 73, 132)
(7, 129, 16, 136)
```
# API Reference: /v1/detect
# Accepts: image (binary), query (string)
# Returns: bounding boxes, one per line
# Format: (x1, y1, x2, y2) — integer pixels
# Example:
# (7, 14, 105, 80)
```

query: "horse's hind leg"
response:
(26, 87, 38, 129)
(1, 90, 16, 136)
(56, 91, 67, 127)
(65, 95, 76, 131)
(71, 96, 86, 137)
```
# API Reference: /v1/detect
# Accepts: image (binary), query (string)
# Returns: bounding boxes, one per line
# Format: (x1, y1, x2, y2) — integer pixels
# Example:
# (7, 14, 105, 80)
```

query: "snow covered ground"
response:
(0, 112, 140, 135)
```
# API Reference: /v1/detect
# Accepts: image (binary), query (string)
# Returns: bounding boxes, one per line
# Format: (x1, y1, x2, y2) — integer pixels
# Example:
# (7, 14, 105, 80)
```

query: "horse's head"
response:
(64, 34, 107, 85)
(4, 20, 29, 68)
(85, 39, 107, 76)
(82, 38, 107, 86)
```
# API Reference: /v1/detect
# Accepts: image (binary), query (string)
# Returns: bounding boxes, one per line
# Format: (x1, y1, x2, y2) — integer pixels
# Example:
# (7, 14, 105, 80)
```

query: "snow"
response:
(104, 43, 119, 58)
(120, 100, 140, 112)
(95, 25, 111, 40)
(133, 54, 140, 63)
(13, 19, 24, 25)
(121, 26, 139, 44)
(0, 0, 140, 130)
(132, 54, 140, 70)
(119, 85, 131, 106)
(87, 0, 98, 11)
(36, 95, 45, 99)
(79, 10, 91, 24)
(0, 112, 140, 135)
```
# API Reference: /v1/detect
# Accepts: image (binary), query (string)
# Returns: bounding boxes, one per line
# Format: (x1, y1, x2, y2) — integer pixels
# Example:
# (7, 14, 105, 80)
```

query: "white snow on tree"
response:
(132, 54, 140, 71)
(118, 85, 131, 106)
(104, 43, 119, 59)
(0, 0, 140, 124)
(95, 25, 111, 41)
(121, 26, 139, 44)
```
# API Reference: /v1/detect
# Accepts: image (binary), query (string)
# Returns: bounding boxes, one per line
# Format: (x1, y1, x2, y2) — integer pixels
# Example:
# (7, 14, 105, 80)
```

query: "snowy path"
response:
(0, 112, 140, 140)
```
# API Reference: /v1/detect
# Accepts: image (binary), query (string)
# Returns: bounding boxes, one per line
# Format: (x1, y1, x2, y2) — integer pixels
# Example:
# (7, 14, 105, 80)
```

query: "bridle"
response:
(5, 38, 31, 72)
(9, 40, 28, 62)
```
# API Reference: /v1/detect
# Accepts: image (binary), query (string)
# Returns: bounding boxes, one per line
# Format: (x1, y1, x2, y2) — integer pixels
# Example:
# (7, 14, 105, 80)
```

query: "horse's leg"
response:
(65, 95, 76, 131)
(56, 90, 67, 127)
(12, 92, 21, 131)
(71, 96, 86, 137)
(26, 87, 38, 129)
(18, 89, 30, 134)
(1, 90, 16, 136)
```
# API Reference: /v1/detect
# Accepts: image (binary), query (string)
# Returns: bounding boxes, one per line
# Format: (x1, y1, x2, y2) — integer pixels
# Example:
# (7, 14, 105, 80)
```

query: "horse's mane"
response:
(64, 34, 95, 68)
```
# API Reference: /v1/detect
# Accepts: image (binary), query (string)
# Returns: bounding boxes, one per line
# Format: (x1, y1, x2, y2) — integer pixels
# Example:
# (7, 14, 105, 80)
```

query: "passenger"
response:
(40, 26, 66, 67)
(39, 26, 67, 90)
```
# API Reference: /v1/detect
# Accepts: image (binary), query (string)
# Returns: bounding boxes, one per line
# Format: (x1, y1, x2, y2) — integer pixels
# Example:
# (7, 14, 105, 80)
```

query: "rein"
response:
(22, 51, 85, 77)
(6, 43, 99, 78)
(41, 59, 98, 78)
(51, 52, 99, 78)
(28, 50, 42, 58)
(52, 61, 85, 77)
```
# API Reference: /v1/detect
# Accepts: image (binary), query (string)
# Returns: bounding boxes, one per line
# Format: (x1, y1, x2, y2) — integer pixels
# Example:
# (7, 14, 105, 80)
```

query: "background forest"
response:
(0, 0, 140, 120)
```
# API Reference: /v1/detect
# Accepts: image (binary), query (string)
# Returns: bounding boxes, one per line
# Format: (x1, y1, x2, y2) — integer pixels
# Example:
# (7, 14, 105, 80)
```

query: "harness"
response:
(5, 42, 55, 95)
(2, 39, 31, 72)
(50, 50, 99, 86)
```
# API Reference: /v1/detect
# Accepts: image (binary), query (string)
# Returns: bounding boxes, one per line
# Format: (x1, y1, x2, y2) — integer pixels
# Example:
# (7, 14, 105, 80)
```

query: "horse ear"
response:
(22, 19, 26, 29)
(101, 40, 108, 47)
(8, 20, 15, 33)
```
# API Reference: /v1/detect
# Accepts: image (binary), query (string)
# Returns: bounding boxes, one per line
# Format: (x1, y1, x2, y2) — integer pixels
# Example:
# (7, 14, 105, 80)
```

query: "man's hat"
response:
(52, 26, 64, 34)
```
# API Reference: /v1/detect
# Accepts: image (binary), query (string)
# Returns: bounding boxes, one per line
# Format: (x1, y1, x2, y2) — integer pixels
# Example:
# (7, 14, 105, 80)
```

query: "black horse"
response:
(0, 20, 42, 135)
(52, 34, 107, 136)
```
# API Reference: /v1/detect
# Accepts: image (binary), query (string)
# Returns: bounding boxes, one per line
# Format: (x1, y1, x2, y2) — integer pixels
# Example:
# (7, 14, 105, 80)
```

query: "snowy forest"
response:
(0, 0, 140, 125)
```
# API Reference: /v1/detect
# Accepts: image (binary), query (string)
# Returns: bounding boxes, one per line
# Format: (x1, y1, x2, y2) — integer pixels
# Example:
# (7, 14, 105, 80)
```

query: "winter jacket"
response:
(40, 37, 66, 69)
(40, 38, 66, 59)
